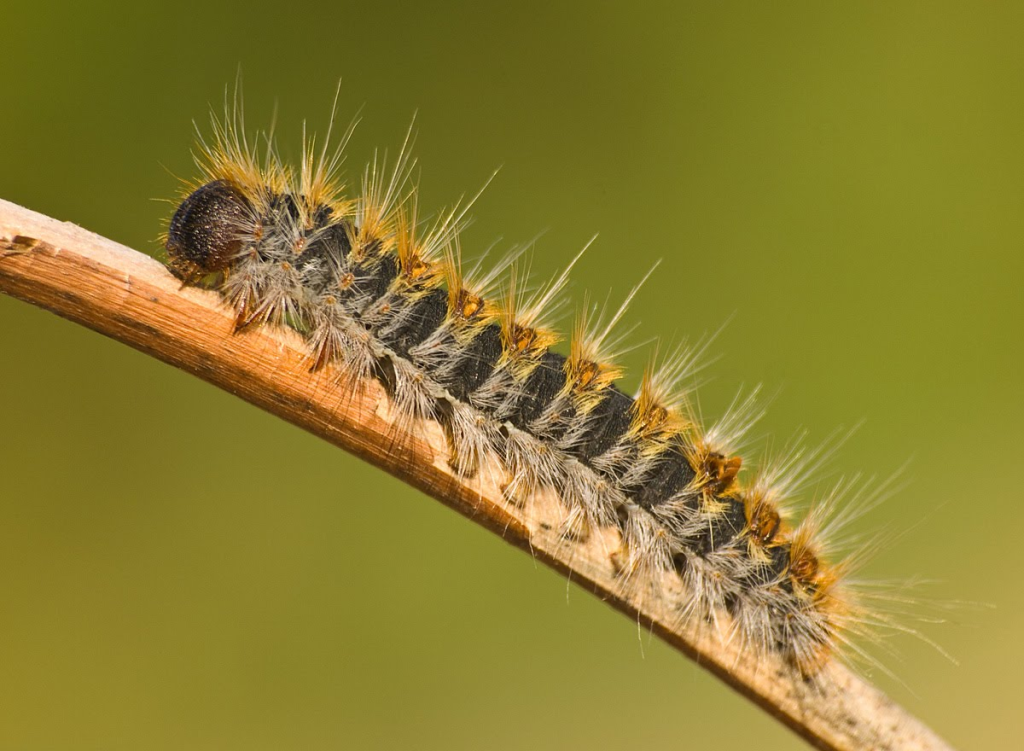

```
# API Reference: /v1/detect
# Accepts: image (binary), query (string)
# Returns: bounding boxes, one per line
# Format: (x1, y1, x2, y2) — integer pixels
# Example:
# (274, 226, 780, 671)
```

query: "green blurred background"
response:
(1, 2, 1020, 748)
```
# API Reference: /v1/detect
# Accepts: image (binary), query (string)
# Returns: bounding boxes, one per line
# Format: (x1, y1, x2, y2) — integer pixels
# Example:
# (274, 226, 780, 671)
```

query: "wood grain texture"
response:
(0, 197, 955, 751)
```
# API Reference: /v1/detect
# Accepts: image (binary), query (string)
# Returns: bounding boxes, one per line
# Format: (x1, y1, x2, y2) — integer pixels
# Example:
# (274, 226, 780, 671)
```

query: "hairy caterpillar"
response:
(163, 92, 912, 683)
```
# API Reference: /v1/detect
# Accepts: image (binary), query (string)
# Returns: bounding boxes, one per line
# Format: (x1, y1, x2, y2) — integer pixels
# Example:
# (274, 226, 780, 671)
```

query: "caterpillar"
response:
(163, 93, 903, 682)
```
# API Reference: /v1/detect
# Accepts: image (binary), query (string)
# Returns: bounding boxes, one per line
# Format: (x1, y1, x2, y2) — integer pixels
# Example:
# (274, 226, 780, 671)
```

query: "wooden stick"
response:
(0, 197, 954, 751)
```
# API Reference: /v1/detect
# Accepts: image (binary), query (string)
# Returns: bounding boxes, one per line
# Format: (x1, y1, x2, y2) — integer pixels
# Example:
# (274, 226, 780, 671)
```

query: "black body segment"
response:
(629, 445, 697, 509)
(353, 253, 399, 306)
(378, 287, 449, 357)
(444, 324, 504, 400)
(571, 386, 634, 463)
(296, 222, 353, 292)
(505, 351, 568, 430)
(766, 544, 791, 581)
(697, 496, 748, 555)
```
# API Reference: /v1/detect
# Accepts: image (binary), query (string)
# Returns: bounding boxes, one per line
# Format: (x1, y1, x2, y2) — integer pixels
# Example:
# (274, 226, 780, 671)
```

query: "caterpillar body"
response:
(164, 98, 890, 680)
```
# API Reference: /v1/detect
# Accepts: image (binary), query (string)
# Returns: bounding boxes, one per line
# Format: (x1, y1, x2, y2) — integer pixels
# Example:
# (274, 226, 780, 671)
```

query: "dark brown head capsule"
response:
(165, 180, 252, 282)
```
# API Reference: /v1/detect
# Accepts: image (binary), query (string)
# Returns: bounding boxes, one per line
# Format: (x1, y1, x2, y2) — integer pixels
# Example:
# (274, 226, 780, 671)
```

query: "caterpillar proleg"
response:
(162, 91, 923, 684)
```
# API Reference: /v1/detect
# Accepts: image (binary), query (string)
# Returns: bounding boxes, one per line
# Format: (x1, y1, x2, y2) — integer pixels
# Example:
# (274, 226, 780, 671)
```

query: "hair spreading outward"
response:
(164, 90, 925, 680)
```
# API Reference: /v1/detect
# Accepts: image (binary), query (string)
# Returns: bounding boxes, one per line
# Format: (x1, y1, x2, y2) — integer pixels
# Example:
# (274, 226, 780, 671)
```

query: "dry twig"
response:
(0, 198, 954, 751)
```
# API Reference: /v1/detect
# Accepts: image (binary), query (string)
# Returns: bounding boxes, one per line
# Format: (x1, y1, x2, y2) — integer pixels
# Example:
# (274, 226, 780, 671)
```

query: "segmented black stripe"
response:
(442, 324, 504, 401)
(378, 287, 448, 357)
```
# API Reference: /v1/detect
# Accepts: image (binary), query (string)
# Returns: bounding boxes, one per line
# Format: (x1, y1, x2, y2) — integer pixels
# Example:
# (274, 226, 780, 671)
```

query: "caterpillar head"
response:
(166, 180, 252, 282)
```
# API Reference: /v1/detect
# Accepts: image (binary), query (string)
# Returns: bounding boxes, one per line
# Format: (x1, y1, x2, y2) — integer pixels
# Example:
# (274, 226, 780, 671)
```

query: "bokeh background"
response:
(1, 2, 1020, 748)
